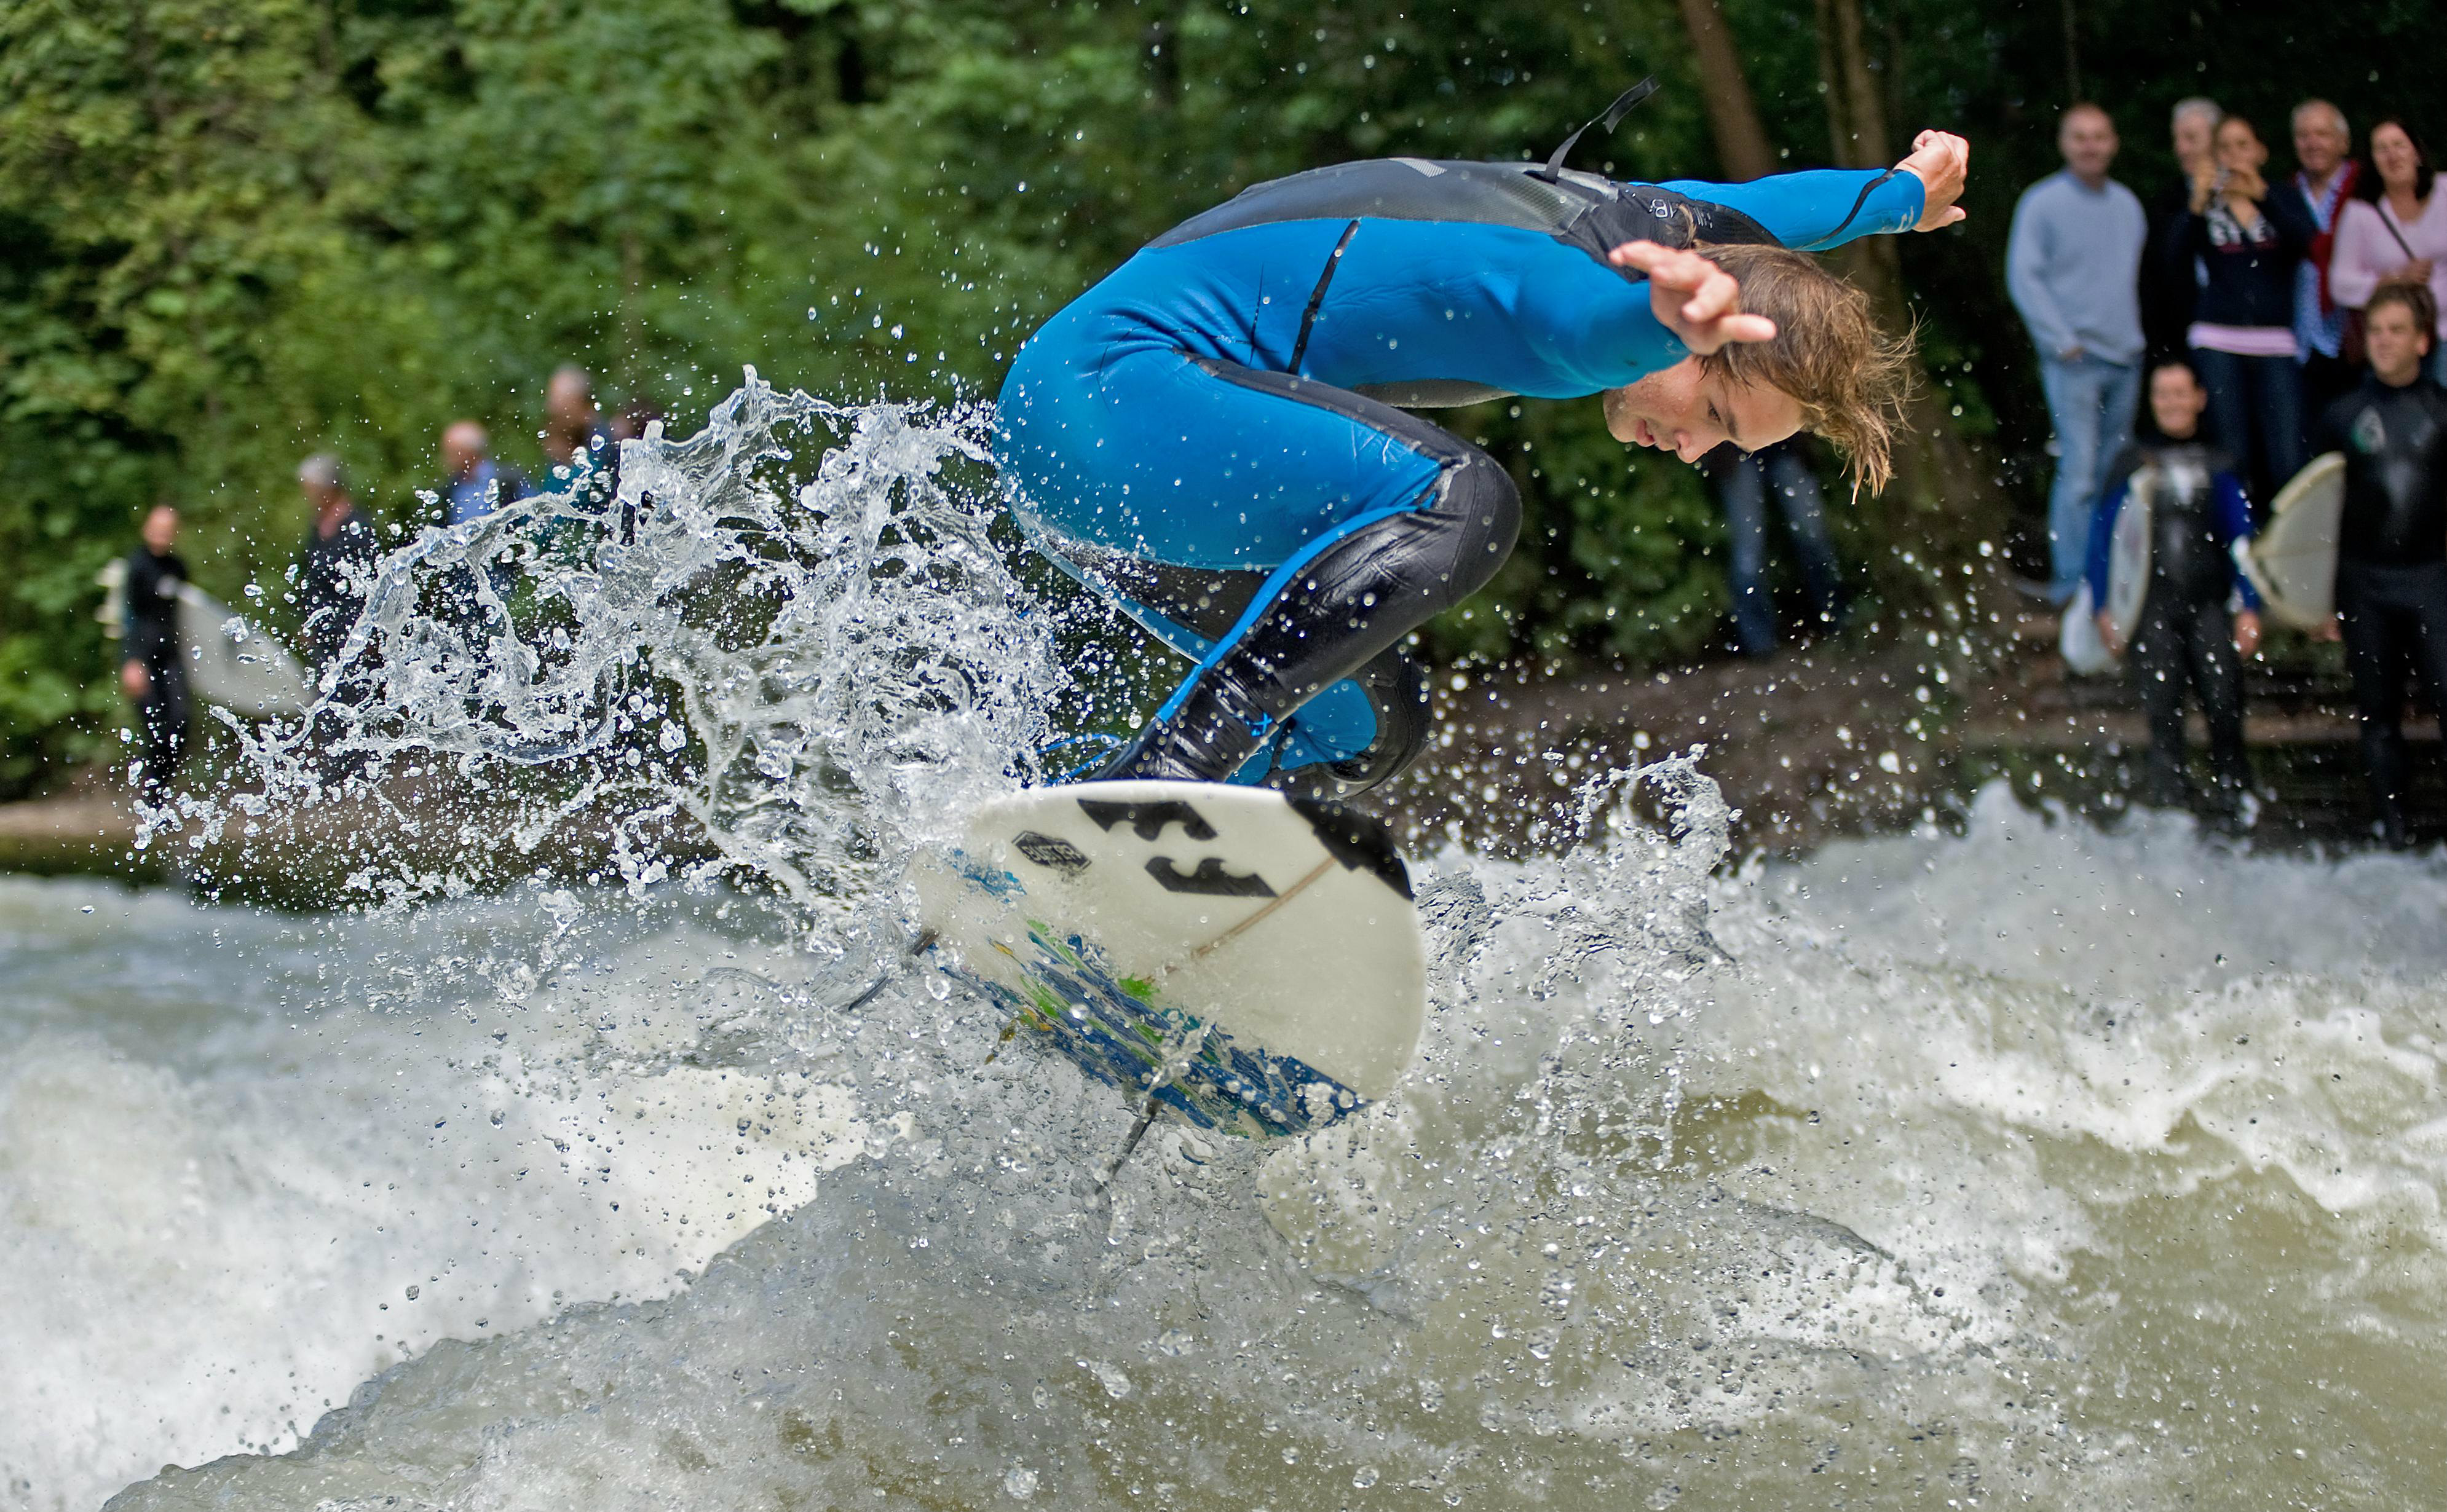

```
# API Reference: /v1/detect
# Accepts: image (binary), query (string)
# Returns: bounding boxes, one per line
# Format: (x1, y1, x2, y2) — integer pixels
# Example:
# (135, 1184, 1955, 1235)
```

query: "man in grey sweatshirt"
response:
(2008, 102, 2149, 604)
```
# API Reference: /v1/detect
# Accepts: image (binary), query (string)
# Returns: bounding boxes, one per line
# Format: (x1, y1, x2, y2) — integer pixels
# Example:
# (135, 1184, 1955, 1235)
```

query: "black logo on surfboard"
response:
(1077, 797, 1217, 843)
(1144, 856, 1275, 897)
(1011, 831, 1091, 875)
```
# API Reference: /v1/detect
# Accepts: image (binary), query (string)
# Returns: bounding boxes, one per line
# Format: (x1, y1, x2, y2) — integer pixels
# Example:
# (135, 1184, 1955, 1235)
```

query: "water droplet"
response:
(1003, 1465, 1038, 1500)
(1353, 1467, 1380, 1489)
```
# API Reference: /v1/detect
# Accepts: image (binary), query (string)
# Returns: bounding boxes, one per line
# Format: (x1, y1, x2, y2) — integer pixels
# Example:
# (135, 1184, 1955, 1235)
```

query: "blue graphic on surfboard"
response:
(914, 780, 1428, 1138)
(2236, 452, 2346, 631)
(2060, 476, 2154, 675)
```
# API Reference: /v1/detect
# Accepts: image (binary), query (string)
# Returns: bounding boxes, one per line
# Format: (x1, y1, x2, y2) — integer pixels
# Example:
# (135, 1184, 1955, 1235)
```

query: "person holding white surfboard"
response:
(2084, 358, 2263, 817)
(2310, 282, 2447, 848)
(118, 502, 192, 801)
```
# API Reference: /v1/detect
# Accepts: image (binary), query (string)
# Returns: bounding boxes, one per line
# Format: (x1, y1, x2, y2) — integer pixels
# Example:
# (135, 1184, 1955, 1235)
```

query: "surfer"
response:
(2311, 282, 2447, 848)
(995, 111, 1969, 793)
(119, 503, 191, 801)
(2084, 359, 2261, 819)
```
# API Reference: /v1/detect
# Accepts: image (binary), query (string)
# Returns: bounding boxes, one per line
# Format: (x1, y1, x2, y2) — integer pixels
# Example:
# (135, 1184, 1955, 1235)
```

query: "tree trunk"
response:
(1813, 0, 2010, 597)
(1673, 0, 1777, 182)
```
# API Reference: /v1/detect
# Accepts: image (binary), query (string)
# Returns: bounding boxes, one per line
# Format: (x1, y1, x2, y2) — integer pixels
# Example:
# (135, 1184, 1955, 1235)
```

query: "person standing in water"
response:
(2086, 359, 2261, 820)
(119, 502, 191, 801)
(2313, 282, 2447, 848)
(996, 114, 1969, 793)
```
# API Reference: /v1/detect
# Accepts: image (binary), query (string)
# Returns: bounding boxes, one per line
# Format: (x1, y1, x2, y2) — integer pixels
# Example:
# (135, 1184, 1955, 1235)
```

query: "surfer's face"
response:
(2147, 366, 2207, 440)
(2365, 302, 2432, 387)
(141, 505, 178, 555)
(1602, 359, 1804, 464)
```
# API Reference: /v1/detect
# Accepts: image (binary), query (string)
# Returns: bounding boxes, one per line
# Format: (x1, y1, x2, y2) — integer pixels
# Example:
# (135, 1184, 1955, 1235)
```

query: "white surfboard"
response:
(914, 780, 1428, 1138)
(2101, 474, 2154, 652)
(2058, 581, 2115, 675)
(178, 585, 312, 717)
(2239, 452, 2347, 631)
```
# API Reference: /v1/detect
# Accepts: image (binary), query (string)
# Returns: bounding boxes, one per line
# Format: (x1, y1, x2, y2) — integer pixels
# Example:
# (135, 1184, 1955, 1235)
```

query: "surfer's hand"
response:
(1608, 242, 1778, 355)
(1900, 131, 1970, 230)
(2315, 615, 2344, 644)
(2234, 609, 2262, 658)
(2096, 611, 2125, 659)
(121, 660, 149, 700)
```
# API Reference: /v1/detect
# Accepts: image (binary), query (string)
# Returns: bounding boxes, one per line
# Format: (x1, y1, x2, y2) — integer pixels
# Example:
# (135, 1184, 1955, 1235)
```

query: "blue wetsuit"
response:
(996, 158, 1924, 790)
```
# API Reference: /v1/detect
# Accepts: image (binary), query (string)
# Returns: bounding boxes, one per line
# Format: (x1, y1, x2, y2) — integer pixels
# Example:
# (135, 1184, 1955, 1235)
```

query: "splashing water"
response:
(160, 369, 1062, 923)
(7, 381, 2442, 1511)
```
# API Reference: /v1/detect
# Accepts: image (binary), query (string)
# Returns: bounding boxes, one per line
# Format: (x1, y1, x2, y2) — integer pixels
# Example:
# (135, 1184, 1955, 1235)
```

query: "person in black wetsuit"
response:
(2086, 360, 2263, 817)
(2312, 281, 2447, 847)
(119, 503, 191, 801)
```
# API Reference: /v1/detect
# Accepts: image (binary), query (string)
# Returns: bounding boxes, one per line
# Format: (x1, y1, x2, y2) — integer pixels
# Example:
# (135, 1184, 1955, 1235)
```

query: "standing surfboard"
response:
(914, 780, 1428, 1138)
(2238, 452, 2347, 631)
(2101, 474, 2154, 653)
(178, 585, 313, 717)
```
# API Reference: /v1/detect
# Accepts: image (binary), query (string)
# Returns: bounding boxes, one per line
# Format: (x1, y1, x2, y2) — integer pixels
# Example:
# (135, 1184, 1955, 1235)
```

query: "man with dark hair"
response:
(2314, 282, 2447, 846)
(996, 124, 1969, 792)
(119, 503, 191, 800)
(2087, 360, 2261, 818)
(2010, 103, 2149, 603)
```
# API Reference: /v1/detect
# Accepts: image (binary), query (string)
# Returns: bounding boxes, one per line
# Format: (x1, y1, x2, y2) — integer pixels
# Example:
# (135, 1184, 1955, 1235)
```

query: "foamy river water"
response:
(5, 783, 2443, 1511)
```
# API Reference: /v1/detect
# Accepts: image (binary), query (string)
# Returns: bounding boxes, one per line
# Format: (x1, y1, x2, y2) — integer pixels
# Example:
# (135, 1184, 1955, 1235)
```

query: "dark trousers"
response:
(2193, 347, 2307, 513)
(2336, 559, 2447, 840)
(133, 661, 191, 801)
(1716, 439, 1846, 658)
(2128, 590, 2250, 808)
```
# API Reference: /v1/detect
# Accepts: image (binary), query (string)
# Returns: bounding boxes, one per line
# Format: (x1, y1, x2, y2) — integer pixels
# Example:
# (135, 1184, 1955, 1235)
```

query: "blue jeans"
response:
(2192, 346, 2306, 511)
(1717, 439, 1846, 657)
(2037, 353, 2143, 601)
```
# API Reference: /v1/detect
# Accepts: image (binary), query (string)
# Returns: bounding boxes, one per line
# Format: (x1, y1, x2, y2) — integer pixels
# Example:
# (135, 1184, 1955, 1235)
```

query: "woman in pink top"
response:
(2333, 118, 2447, 379)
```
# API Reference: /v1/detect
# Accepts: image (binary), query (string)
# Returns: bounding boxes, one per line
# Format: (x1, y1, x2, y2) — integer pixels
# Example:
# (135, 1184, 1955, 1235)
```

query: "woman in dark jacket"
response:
(2172, 114, 2317, 505)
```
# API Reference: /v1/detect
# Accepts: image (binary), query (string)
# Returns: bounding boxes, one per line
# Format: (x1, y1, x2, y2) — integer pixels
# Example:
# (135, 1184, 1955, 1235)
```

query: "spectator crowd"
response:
(113, 364, 643, 793)
(2009, 97, 2447, 846)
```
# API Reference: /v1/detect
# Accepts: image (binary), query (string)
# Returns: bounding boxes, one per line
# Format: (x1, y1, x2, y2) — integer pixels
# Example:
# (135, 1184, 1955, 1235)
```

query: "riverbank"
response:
(1375, 612, 2438, 855)
(4, 620, 2434, 899)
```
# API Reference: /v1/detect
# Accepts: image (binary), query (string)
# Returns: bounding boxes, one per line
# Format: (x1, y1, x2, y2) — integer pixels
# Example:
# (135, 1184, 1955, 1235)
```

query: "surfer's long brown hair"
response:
(1691, 242, 1916, 496)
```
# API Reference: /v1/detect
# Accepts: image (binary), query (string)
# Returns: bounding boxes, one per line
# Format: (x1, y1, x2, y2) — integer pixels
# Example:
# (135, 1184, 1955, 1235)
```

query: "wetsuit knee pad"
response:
(1431, 448, 1524, 608)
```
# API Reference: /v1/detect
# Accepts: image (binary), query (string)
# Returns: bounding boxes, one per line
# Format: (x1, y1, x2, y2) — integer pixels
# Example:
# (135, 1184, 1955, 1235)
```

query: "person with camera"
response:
(2172, 113, 2316, 508)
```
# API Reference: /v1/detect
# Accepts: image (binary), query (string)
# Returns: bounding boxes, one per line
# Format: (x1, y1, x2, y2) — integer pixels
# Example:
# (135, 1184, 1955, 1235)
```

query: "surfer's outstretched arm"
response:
(1661, 130, 1971, 250)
